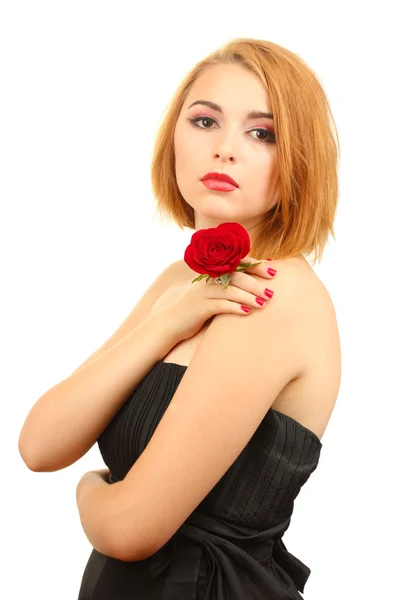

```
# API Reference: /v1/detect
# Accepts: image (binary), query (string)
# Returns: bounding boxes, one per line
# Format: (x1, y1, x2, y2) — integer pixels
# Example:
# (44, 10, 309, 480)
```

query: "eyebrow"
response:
(187, 99, 274, 120)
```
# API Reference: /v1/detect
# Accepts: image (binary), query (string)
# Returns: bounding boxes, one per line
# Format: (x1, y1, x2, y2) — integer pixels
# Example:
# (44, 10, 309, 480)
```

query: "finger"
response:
(92, 468, 111, 481)
(239, 255, 268, 271)
(239, 256, 277, 279)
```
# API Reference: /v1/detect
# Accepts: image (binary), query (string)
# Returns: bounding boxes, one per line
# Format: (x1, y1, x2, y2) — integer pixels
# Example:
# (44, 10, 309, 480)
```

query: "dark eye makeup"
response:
(187, 116, 276, 144)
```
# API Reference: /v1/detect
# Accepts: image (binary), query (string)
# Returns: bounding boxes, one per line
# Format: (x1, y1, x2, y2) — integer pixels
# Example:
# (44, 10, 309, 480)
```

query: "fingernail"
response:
(267, 268, 277, 276)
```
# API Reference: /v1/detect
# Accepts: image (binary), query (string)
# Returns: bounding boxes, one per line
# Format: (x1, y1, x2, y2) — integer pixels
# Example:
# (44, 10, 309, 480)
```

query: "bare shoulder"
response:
(274, 255, 338, 314)
(265, 256, 341, 441)
(172, 255, 340, 441)
(70, 259, 183, 375)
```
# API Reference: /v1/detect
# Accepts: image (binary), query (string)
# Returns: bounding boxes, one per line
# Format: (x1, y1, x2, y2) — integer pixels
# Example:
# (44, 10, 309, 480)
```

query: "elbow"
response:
(18, 429, 46, 471)
(114, 541, 157, 563)
(107, 494, 158, 562)
(18, 429, 53, 472)
(18, 439, 42, 472)
(18, 399, 48, 471)
(18, 443, 72, 472)
(116, 538, 157, 562)
(117, 529, 161, 562)
(18, 423, 82, 473)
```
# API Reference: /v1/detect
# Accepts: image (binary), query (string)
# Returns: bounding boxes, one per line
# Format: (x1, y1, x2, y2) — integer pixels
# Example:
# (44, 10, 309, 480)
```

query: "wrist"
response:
(157, 305, 183, 346)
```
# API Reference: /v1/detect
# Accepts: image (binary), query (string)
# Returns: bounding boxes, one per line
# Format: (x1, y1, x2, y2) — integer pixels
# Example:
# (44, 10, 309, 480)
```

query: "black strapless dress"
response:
(77, 360, 322, 599)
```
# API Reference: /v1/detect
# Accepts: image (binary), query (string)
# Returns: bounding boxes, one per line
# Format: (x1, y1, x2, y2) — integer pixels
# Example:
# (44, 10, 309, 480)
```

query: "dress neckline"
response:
(156, 360, 322, 447)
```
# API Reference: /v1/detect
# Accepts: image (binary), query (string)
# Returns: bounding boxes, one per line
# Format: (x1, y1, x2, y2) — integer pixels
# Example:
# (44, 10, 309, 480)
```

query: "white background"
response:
(2, 1, 399, 598)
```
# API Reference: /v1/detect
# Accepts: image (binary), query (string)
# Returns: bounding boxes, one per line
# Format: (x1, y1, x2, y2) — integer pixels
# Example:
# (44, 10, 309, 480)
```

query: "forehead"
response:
(184, 64, 272, 114)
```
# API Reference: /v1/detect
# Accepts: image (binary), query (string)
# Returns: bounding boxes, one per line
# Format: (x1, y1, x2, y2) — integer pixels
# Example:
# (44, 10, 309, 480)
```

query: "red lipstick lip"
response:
(201, 172, 239, 188)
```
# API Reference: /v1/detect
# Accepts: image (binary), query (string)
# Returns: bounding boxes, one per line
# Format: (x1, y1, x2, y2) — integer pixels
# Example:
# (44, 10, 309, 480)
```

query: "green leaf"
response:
(219, 273, 232, 288)
(191, 262, 264, 285)
(191, 273, 210, 284)
(236, 261, 264, 271)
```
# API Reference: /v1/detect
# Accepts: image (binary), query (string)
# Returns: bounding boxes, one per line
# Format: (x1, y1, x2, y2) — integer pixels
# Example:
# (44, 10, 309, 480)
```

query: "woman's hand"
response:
(89, 467, 111, 483)
(76, 468, 110, 504)
(161, 255, 278, 342)
(75, 467, 118, 556)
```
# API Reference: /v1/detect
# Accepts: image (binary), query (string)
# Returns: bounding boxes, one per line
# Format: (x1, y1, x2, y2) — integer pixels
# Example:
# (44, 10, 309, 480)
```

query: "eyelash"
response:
(188, 116, 276, 144)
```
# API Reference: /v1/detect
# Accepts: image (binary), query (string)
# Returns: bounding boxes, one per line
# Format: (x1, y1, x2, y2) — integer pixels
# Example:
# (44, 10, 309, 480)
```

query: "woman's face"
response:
(173, 63, 280, 244)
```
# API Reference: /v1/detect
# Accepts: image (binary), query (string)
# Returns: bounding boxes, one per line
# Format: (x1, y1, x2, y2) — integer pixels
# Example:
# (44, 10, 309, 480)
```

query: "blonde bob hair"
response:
(150, 37, 340, 266)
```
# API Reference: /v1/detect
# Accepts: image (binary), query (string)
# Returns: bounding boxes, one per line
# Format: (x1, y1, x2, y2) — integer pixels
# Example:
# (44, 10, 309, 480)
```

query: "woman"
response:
(19, 37, 341, 598)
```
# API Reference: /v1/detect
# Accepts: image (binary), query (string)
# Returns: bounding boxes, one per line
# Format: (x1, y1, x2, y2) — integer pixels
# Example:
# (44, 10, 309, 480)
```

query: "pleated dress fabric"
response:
(77, 360, 322, 599)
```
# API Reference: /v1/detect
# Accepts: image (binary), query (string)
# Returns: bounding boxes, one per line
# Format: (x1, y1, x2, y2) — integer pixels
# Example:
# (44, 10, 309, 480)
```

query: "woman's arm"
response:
(76, 469, 124, 558)
(19, 308, 182, 472)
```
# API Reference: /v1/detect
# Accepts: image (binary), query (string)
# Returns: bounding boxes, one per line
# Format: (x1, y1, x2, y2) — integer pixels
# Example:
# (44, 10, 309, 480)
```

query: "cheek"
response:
(242, 164, 279, 206)
(175, 121, 205, 161)
(247, 162, 272, 189)
(174, 129, 192, 164)
(173, 124, 186, 161)
(255, 156, 278, 185)
(175, 137, 204, 173)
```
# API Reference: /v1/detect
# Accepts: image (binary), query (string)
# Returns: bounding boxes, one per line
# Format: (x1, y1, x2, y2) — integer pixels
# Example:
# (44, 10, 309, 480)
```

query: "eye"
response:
(188, 116, 275, 144)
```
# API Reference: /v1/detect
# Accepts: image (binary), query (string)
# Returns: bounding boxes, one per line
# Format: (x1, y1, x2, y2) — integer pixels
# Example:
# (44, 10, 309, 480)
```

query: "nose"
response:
(214, 152, 235, 162)
(214, 135, 236, 163)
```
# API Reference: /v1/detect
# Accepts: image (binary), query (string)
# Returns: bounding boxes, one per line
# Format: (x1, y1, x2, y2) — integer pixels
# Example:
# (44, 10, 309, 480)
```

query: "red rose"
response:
(184, 222, 250, 278)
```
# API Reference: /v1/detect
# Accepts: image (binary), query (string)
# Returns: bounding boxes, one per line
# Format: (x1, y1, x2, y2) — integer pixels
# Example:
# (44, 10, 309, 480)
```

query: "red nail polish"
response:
(267, 268, 277, 276)
(241, 306, 251, 313)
